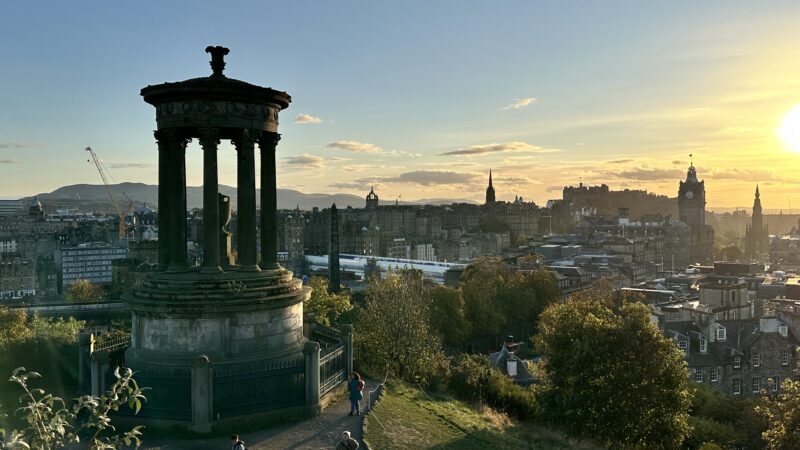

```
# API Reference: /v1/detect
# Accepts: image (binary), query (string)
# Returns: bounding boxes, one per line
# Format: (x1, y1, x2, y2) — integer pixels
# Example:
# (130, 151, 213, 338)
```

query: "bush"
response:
(448, 355, 540, 420)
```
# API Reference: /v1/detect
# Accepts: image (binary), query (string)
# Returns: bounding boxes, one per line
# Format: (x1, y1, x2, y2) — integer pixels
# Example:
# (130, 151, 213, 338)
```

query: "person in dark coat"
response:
(336, 431, 359, 450)
(231, 434, 245, 450)
(347, 372, 364, 416)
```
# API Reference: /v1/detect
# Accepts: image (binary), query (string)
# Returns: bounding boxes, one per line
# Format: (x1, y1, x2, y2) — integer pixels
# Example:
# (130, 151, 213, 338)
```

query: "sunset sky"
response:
(2, 1, 800, 210)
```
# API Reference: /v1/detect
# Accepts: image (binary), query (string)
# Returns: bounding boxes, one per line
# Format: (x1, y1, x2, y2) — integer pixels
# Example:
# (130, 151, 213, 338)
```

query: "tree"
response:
(66, 280, 104, 302)
(428, 286, 471, 347)
(755, 379, 800, 450)
(305, 276, 353, 327)
(356, 270, 444, 382)
(535, 295, 692, 449)
(0, 307, 29, 351)
(0, 367, 146, 450)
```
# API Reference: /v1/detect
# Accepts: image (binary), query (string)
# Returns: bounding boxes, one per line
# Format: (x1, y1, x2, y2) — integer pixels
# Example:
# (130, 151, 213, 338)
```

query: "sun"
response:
(779, 104, 800, 152)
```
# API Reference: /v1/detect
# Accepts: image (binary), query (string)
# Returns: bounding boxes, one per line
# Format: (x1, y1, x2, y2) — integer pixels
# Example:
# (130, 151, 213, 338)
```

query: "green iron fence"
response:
(213, 358, 306, 418)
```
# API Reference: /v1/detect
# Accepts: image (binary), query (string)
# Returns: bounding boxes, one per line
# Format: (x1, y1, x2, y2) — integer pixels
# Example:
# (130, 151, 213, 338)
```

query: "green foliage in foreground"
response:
(535, 296, 692, 449)
(0, 307, 84, 351)
(305, 276, 353, 327)
(755, 379, 800, 450)
(0, 368, 146, 450)
(363, 381, 600, 450)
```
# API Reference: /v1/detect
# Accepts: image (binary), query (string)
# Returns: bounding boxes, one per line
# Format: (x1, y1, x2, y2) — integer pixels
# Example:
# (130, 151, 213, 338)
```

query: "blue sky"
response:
(2, 1, 800, 209)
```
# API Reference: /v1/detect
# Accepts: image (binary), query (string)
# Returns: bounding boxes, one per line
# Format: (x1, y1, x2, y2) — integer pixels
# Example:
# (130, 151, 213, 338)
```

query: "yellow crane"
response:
(85, 146, 134, 240)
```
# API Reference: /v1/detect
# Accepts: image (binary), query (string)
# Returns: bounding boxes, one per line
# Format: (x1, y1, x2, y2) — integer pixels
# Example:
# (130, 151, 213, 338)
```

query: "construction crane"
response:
(85, 147, 134, 240)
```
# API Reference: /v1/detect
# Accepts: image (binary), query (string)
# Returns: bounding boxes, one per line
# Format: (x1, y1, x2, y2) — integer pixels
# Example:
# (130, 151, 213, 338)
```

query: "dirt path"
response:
(140, 382, 375, 450)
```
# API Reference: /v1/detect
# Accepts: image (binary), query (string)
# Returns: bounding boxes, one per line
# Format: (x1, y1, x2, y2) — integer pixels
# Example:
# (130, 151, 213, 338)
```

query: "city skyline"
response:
(2, 1, 800, 209)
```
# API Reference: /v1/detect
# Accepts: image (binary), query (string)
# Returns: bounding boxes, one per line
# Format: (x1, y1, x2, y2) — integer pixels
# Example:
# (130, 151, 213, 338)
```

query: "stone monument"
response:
(125, 46, 314, 432)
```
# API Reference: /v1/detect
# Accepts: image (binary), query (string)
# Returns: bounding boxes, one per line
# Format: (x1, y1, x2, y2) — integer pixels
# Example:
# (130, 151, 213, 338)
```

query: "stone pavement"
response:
(139, 383, 373, 450)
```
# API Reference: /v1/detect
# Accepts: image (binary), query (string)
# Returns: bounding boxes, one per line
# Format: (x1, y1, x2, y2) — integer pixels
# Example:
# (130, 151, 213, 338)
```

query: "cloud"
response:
(613, 167, 687, 181)
(441, 141, 556, 156)
(109, 163, 154, 169)
(293, 113, 323, 124)
(328, 181, 386, 190)
(282, 153, 346, 170)
(606, 159, 634, 164)
(0, 159, 20, 164)
(358, 170, 481, 186)
(326, 140, 383, 154)
(0, 142, 32, 149)
(502, 97, 536, 110)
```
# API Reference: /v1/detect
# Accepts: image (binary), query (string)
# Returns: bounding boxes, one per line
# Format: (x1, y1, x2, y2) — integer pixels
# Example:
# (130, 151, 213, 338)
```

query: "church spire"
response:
(485, 169, 496, 205)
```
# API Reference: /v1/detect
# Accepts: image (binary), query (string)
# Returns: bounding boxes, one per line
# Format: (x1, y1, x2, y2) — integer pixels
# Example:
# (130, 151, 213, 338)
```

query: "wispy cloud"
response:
(0, 159, 20, 164)
(327, 140, 383, 154)
(0, 142, 33, 150)
(282, 153, 346, 170)
(606, 159, 634, 164)
(293, 113, 324, 124)
(441, 141, 556, 156)
(502, 97, 536, 110)
(329, 181, 386, 190)
(109, 163, 154, 169)
(357, 170, 481, 186)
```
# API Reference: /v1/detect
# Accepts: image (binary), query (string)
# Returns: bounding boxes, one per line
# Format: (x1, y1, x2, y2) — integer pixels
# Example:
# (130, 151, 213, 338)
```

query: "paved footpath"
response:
(139, 383, 372, 450)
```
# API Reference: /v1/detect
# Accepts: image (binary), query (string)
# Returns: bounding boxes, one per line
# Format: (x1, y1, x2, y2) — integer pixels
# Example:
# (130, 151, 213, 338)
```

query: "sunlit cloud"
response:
(293, 113, 324, 124)
(502, 97, 536, 110)
(326, 140, 383, 154)
(356, 170, 481, 186)
(282, 153, 346, 170)
(441, 141, 557, 156)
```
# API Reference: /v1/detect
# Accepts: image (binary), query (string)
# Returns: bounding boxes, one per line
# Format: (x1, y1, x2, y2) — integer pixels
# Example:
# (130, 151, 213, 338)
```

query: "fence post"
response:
(304, 340, 321, 414)
(341, 324, 353, 378)
(78, 333, 91, 393)
(190, 355, 213, 433)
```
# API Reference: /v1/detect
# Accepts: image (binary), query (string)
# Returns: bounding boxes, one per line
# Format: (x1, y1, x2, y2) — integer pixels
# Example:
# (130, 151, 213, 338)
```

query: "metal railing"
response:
(319, 344, 347, 396)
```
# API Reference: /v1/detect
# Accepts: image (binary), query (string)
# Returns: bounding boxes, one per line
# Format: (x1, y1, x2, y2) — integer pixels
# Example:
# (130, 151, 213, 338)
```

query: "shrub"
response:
(449, 355, 540, 420)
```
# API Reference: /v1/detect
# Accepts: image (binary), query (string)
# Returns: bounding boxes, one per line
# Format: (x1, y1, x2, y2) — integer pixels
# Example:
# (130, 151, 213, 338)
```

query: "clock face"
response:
(685, 191, 694, 199)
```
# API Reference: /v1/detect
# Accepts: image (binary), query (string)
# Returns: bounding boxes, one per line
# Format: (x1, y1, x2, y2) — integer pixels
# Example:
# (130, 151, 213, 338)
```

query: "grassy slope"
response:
(364, 382, 601, 450)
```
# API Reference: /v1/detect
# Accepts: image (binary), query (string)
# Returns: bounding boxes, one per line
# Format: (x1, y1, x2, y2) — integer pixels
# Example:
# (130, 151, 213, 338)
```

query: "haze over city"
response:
(3, 1, 800, 209)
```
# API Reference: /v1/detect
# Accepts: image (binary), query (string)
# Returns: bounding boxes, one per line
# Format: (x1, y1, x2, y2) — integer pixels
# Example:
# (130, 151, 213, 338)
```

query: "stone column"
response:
(304, 340, 321, 414)
(341, 324, 354, 378)
(198, 128, 221, 273)
(155, 130, 171, 270)
(233, 129, 260, 271)
(160, 129, 190, 272)
(190, 355, 213, 433)
(259, 133, 280, 269)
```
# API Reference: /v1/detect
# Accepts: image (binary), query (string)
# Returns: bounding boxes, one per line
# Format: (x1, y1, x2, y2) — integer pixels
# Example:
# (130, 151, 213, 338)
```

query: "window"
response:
(780, 325, 788, 337)
(782, 350, 790, 366)
(734, 355, 742, 368)
(694, 368, 703, 383)
(716, 325, 727, 341)
(753, 354, 761, 367)
(733, 378, 741, 394)
(773, 376, 781, 393)
(710, 366, 719, 383)
(700, 338, 708, 353)
(753, 377, 761, 393)
(678, 340, 689, 352)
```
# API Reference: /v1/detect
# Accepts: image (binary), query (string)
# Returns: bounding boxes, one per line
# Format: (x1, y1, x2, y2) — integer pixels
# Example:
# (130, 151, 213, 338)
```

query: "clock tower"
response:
(678, 163, 705, 230)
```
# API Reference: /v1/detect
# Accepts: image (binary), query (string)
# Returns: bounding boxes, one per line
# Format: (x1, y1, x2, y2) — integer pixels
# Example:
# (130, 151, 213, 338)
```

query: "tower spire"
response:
(489, 169, 493, 187)
(485, 169, 496, 205)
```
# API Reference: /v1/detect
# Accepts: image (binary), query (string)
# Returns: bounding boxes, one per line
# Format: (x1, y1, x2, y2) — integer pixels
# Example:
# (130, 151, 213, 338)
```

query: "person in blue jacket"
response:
(347, 372, 364, 416)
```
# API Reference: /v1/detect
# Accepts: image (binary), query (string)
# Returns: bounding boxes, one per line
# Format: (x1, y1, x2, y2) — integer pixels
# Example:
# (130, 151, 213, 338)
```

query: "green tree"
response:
(755, 379, 800, 450)
(535, 294, 692, 449)
(0, 367, 146, 450)
(428, 286, 471, 347)
(305, 276, 353, 327)
(0, 307, 29, 351)
(66, 279, 104, 302)
(356, 270, 444, 382)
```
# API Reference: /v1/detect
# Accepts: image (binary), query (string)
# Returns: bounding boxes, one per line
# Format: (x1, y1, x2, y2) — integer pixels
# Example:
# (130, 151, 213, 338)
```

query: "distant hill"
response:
(26, 183, 474, 213)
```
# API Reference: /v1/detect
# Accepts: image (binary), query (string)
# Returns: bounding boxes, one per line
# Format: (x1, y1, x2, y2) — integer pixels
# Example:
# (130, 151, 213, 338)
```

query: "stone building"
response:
(698, 275, 754, 320)
(0, 256, 36, 299)
(57, 242, 128, 289)
(677, 162, 715, 264)
(665, 314, 798, 397)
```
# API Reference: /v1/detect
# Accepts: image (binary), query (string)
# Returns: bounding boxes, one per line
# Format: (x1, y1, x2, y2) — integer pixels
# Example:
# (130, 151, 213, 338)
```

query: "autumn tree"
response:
(356, 270, 444, 382)
(0, 307, 29, 351)
(66, 279, 104, 302)
(535, 294, 692, 449)
(305, 276, 353, 327)
(755, 379, 800, 450)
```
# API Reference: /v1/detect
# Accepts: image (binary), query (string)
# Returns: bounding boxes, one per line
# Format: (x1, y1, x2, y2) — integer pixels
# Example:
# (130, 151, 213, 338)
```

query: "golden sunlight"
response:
(779, 104, 800, 152)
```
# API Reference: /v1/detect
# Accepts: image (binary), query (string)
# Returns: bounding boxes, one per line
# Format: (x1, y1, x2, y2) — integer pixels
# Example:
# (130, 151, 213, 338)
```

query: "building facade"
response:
(57, 242, 127, 288)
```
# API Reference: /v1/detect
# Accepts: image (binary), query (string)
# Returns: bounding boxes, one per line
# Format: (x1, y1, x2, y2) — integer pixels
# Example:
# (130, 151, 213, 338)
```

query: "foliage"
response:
(698, 443, 723, 450)
(66, 279, 104, 302)
(534, 292, 692, 449)
(428, 286, 471, 347)
(0, 308, 28, 351)
(355, 270, 445, 382)
(755, 379, 800, 450)
(686, 383, 764, 449)
(305, 276, 353, 327)
(448, 355, 540, 420)
(0, 367, 146, 450)
(459, 258, 559, 339)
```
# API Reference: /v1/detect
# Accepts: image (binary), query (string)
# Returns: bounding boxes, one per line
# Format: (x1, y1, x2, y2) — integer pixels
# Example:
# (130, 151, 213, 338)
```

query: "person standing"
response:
(336, 431, 359, 450)
(231, 434, 246, 450)
(347, 372, 364, 416)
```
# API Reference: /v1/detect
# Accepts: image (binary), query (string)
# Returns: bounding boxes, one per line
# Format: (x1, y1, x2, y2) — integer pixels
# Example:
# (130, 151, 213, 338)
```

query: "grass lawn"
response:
(363, 381, 601, 450)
